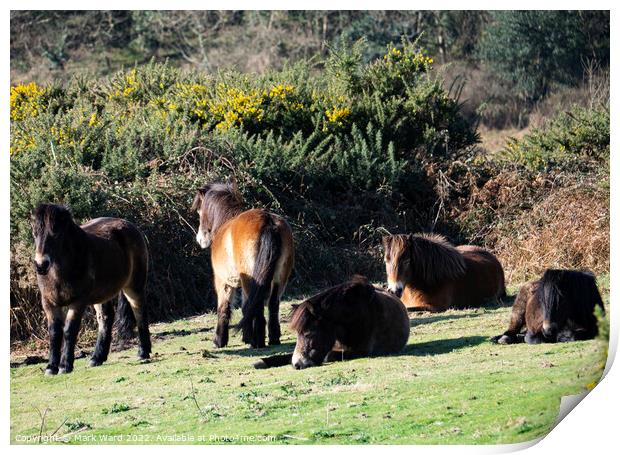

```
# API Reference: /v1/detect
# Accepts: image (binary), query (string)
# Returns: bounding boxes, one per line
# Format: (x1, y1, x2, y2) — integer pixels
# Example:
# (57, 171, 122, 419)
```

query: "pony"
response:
(492, 269, 604, 344)
(254, 275, 409, 369)
(382, 233, 506, 312)
(32, 204, 151, 375)
(191, 182, 294, 348)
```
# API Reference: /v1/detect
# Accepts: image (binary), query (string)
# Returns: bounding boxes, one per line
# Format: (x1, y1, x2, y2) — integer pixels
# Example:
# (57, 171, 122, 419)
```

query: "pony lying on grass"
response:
(253, 275, 409, 369)
(382, 233, 506, 312)
(32, 204, 151, 375)
(492, 269, 604, 344)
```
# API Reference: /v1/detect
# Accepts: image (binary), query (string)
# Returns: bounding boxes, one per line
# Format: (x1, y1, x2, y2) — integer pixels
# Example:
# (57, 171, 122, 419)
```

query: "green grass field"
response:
(10, 278, 608, 445)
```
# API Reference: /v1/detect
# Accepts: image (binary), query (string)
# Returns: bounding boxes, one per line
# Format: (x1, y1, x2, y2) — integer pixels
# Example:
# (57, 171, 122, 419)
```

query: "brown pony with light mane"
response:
(192, 182, 294, 348)
(32, 204, 151, 375)
(382, 233, 506, 312)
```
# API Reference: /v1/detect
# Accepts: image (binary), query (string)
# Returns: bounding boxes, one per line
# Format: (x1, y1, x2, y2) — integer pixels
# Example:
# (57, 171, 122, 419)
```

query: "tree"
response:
(477, 11, 609, 101)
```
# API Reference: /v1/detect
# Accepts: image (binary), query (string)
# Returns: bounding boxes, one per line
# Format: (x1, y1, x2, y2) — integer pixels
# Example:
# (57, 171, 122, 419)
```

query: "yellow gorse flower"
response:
(325, 106, 351, 124)
(88, 113, 98, 127)
(382, 46, 433, 71)
(50, 126, 76, 147)
(10, 132, 36, 156)
(10, 82, 46, 122)
(269, 84, 294, 100)
(210, 84, 264, 130)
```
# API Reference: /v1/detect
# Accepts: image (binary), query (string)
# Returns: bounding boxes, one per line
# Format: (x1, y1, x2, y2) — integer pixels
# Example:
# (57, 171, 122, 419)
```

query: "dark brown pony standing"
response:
(492, 269, 604, 344)
(32, 204, 151, 375)
(255, 276, 409, 369)
(382, 233, 506, 312)
(192, 182, 294, 348)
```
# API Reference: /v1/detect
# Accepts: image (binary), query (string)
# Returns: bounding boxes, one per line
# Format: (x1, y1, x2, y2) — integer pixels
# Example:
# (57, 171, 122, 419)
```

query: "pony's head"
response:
(290, 276, 375, 369)
(382, 234, 411, 297)
(191, 181, 243, 249)
(537, 269, 602, 340)
(31, 204, 76, 275)
(382, 233, 466, 295)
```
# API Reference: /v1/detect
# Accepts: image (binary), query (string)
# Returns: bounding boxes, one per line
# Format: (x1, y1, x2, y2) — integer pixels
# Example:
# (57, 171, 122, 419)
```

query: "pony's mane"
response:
(33, 204, 74, 236)
(386, 233, 466, 288)
(191, 182, 243, 234)
(538, 268, 604, 320)
(290, 275, 372, 333)
(409, 233, 466, 287)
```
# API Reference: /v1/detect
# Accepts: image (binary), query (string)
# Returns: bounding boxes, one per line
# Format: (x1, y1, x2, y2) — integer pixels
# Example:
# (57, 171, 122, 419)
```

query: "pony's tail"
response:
(115, 292, 136, 340)
(236, 217, 281, 344)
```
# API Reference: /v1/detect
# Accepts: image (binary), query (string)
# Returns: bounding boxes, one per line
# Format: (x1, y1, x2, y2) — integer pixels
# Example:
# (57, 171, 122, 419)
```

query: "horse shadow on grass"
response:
(408, 294, 516, 328)
(400, 335, 487, 356)
(217, 341, 297, 358)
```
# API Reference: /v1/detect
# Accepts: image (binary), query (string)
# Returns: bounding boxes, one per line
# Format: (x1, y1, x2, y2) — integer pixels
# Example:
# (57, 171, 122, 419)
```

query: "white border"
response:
(4, 2, 617, 453)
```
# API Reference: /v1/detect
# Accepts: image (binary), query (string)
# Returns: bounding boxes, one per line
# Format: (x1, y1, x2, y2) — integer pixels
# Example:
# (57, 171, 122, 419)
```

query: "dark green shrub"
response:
(498, 106, 610, 171)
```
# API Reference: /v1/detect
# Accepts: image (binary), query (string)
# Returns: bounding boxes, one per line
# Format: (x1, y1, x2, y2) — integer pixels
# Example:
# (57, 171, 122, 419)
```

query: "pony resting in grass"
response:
(192, 182, 294, 349)
(254, 275, 410, 369)
(382, 233, 506, 312)
(492, 269, 604, 345)
(32, 204, 151, 375)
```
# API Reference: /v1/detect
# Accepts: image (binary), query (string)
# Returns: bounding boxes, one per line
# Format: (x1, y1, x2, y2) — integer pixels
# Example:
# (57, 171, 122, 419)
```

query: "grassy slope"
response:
(10, 277, 608, 445)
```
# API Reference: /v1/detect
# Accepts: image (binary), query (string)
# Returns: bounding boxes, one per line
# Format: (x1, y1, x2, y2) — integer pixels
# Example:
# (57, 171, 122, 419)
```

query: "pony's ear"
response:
(50, 206, 73, 233)
(342, 279, 374, 305)
(191, 190, 205, 211)
(228, 177, 239, 195)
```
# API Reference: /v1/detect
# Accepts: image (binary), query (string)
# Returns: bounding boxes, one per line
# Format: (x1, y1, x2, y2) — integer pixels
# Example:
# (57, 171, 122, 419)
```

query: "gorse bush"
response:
(10, 41, 479, 340)
(498, 106, 610, 171)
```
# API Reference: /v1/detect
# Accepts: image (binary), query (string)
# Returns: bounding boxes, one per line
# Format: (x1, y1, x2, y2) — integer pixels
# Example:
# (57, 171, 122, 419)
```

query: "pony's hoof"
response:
(58, 366, 73, 374)
(213, 338, 227, 349)
(89, 358, 104, 367)
(253, 359, 268, 369)
(496, 335, 511, 345)
(44, 367, 58, 376)
(490, 335, 503, 344)
(137, 348, 151, 360)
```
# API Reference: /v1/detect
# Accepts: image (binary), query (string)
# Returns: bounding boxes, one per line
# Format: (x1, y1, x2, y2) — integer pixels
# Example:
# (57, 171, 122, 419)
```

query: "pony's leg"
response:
(267, 283, 281, 345)
(557, 329, 576, 343)
(90, 301, 115, 367)
(252, 311, 267, 349)
(59, 304, 85, 374)
(43, 301, 64, 375)
(572, 325, 598, 341)
(525, 330, 544, 344)
(492, 286, 528, 344)
(253, 353, 293, 369)
(213, 276, 234, 348)
(324, 350, 363, 362)
(239, 286, 252, 345)
(122, 289, 151, 359)
(239, 276, 266, 348)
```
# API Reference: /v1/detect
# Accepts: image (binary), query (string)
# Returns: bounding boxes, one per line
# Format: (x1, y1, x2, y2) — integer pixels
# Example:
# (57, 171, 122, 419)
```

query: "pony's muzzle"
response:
(34, 254, 51, 275)
(292, 357, 316, 370)
(542, 320, 557, 339)
(195, 231, 211, 249)
(387, 282, 403, 298)
(292, 349, 316, 369)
